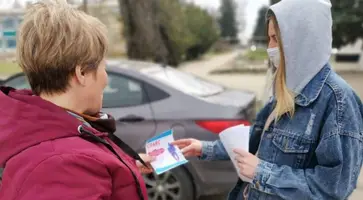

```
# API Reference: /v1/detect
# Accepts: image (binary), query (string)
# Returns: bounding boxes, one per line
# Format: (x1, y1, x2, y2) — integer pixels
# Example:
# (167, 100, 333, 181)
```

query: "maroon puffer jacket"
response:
(0, 87, 148, 200)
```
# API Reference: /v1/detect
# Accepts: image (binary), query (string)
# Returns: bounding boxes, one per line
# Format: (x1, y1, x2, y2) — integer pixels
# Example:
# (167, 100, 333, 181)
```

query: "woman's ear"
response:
(74, 65, 86, 86)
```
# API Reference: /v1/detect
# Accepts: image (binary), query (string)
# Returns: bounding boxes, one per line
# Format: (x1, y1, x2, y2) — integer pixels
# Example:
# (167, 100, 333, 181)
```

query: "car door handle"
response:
(118, 115, 145, 122)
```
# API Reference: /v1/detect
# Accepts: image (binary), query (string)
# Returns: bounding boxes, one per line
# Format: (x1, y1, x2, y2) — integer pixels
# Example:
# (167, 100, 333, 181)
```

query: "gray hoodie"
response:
(268, 0, 332, 94)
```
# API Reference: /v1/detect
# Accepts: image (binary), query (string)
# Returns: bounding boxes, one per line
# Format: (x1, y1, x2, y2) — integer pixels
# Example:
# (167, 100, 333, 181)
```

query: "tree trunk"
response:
(359, 49, 363, 69)
(357, 39, 363, 69)
(82, 0, 88, 13)
(118, 0, 177, 66)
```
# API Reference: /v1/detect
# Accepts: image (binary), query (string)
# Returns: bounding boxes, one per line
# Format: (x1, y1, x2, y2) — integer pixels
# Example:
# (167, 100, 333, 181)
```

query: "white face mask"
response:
(267, 47, 280, 69)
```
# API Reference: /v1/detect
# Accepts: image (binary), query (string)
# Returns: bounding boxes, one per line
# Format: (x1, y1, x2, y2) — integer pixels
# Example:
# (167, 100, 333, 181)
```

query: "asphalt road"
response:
(199, 194, 226, 200)
(340, 73, 363, 98)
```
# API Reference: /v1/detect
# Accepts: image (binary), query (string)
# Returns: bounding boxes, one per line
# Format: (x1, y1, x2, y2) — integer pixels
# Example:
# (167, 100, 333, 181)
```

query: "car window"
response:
(141, 66, 224, 97)
(3, 75, 31, 89)
(103, 73, 145, 108)
(143, 82, 170, 102)
(4, 73, 164, 108)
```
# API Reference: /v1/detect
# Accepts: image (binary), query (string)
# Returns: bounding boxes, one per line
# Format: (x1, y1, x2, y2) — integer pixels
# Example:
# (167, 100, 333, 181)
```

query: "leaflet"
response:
(146, 129, 188, 175)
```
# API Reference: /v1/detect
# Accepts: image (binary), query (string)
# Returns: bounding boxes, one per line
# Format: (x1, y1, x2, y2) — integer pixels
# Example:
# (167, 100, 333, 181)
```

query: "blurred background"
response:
(0, 0, 362, 200)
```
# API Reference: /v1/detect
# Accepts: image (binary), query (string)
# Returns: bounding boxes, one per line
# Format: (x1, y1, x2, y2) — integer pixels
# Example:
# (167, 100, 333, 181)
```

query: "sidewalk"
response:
(208, 53, 363, 75)
(180, 50, 240, 76)
(0, 75, 7, 80)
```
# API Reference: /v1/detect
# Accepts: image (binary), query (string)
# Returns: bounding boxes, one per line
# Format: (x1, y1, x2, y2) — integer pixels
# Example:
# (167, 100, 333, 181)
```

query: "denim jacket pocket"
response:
(271, 129, 314, 167)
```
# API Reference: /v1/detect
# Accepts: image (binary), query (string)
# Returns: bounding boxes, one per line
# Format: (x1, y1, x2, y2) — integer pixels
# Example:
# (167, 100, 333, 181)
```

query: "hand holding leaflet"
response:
(146, 129, 188, 175)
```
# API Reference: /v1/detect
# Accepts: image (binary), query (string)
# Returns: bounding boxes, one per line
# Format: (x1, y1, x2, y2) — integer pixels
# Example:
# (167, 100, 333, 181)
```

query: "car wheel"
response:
(143, 167, 195, 200)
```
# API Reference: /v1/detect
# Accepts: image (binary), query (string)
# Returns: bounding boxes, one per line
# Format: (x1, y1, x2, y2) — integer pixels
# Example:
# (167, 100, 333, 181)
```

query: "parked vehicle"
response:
(334, 39, 362, 63)
(1, 59, 256, 200)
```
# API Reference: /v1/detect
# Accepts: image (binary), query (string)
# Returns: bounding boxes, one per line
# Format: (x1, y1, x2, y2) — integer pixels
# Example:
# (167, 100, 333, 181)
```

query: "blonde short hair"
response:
(16, 0, 108, 95)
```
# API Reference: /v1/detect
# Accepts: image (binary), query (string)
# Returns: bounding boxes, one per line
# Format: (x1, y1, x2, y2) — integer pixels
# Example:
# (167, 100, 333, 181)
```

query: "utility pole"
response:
(359, 45, 363, 69)
(82, 0, 88, 13)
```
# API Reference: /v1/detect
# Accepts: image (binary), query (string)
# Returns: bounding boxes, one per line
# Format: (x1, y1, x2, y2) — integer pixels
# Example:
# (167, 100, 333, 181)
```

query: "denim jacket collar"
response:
(295, 64, 331, 107)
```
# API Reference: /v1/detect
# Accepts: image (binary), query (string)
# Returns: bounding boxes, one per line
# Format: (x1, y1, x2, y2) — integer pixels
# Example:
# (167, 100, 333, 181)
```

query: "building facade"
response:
(0, 9, 23, 52)
(0, 0, 126, 56)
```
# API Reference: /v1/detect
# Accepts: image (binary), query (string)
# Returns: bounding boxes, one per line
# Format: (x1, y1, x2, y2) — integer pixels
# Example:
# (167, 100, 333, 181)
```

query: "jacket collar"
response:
(295, 64, 331, 107)
(66, 110, 116, 134)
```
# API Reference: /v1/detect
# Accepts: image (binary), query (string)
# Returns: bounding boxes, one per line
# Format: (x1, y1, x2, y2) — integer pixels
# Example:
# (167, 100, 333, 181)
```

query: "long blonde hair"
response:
(265, 15, 295, 129)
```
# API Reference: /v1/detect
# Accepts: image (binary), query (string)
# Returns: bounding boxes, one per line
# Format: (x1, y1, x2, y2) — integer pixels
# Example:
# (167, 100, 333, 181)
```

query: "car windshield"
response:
(141, 66, 224, 97)
(3, 75, 31, 89)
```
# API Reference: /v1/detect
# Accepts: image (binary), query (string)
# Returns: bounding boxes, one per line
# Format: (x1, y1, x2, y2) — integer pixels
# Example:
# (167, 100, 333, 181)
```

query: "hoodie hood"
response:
(0, 87, 87, 167)
(268, 0, 332, 94)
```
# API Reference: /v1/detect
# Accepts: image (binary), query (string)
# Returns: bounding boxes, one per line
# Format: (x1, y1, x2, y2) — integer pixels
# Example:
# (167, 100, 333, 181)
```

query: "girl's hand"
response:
(172, 138, 202, 157)
(233, 149, 260, 179)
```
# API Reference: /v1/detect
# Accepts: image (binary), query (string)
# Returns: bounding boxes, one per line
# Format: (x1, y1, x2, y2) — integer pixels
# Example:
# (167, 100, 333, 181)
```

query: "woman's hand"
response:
(137, 153, 156, 174)
(172, 138, 202, 157)
(233, 149, 260, 180)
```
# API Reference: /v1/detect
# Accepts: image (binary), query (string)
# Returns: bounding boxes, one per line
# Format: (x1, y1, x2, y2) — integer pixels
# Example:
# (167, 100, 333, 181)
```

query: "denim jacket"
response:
(200, 65, 363, 200)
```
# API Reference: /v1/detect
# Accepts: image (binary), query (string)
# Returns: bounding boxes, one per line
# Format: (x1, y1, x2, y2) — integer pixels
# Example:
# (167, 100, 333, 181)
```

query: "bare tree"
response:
(118, 0, 177, 65)
(66, 0, 77, 4)
(237, 0, 247, 38)
(82, 0, 88, 13)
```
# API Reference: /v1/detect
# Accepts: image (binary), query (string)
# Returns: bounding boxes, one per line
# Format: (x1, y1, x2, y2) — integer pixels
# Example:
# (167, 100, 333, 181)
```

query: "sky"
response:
(0, 0, 270, 40)
(192, 0, 270, 41)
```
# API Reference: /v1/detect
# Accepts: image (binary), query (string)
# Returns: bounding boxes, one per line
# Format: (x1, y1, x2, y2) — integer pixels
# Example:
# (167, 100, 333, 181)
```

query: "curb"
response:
(0, 75, 10, 81)
(210, 68, 363, 75)
(210, 68, 267, 75)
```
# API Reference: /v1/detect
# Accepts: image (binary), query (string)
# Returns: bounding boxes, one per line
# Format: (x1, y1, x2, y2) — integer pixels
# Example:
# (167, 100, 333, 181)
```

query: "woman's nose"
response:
(268, 41, 278, 49)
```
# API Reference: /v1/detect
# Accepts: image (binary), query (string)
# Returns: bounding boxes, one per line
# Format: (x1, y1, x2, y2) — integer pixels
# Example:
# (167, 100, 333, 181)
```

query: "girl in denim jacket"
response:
(173, 0, 363, 199)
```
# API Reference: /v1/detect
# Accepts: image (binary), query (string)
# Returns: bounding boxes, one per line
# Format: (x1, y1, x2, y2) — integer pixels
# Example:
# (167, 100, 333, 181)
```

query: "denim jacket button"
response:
(255, 181, 260, 189)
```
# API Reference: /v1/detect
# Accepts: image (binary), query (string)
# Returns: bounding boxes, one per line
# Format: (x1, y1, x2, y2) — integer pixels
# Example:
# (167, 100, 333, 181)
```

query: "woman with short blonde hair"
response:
(0, 1, 152, 199)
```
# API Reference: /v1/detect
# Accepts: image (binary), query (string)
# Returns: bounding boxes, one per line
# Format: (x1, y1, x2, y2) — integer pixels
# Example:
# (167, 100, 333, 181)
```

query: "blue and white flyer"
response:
(146, 129, 188, 175)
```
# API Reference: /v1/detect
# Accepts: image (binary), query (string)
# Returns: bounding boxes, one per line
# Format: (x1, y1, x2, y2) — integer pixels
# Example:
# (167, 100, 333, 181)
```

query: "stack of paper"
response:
(219, 125, 252, 183)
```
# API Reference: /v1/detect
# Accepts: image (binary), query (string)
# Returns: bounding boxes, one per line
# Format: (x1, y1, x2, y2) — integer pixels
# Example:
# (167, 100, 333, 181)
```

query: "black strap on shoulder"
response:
(0, 168, 3, 182)
(78, 126, 145, 200)
(107, 133, 147, 167)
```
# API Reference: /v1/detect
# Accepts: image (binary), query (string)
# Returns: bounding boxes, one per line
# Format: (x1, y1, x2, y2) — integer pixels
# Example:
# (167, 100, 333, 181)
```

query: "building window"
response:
(6, 39, 16, 48)
(2, 18, 15, 29)
(18, 17, 24, 24)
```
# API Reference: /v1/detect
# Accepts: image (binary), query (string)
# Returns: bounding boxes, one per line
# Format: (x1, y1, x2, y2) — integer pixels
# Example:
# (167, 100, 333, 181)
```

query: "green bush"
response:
(158, 0, 220, 63)
(184, 4, 219, 60)
(245, 48, 268, 61)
